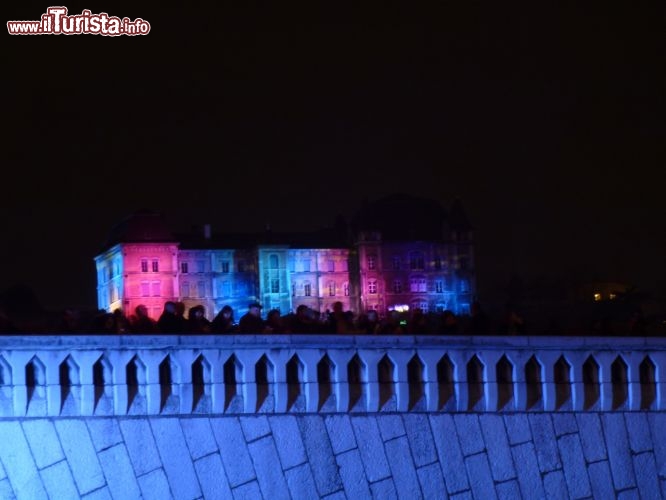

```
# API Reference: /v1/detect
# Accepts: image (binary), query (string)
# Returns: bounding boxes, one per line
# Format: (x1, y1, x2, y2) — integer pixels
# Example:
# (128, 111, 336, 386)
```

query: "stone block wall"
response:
(0, 412, 665, 499)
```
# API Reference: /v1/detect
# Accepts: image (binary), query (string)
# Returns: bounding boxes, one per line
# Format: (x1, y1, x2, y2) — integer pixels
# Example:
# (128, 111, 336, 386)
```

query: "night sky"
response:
(5, 3, 665, 311)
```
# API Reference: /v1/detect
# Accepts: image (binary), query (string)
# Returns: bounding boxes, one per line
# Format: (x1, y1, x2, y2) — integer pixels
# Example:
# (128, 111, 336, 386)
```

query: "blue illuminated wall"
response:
(1, 413, 664, 498)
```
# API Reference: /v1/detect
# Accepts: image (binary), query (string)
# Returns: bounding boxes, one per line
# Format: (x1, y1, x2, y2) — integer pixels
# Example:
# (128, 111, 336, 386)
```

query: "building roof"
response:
(102, 210, 177, 250)
(177, 225, 349, 250)
(351, 193, 460, 241)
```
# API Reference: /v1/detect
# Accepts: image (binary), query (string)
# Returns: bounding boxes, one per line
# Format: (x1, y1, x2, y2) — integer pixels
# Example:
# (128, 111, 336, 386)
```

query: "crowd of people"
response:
(0, 299, 659, 335)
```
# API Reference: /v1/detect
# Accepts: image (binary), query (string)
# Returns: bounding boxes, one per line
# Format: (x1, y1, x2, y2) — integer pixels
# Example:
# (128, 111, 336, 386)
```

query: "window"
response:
(434, 256, 442, 270)
(197, 281, 206, 298)
(151, 260, 159, 272)
(151, 281, 161, 297)
(302, 259, 311, 272)
(181, 282, 190, 297)
(181, 262, 189, 274)
(141, 259, 148, 273)
(288, 258, 295, 272)
(237, 260, 245, 273)
(594, 292, 602, 302)
(393, 280, 403, 294)
(141, 282, 150, 297)
(196, 260, 205, 273)
(435, 280, 444, 293)
(328, 282, 336, 296)
(460, 279, 470, 293)
(108, 266, 113, 281)
(368, 279, 377, 294)
(269, 254, 279, 269)
(220, 260, 230, 273)
(328, 260, 335, 272)
(392, 256, 401, 270)
(304, 283, 312, 297)
(410, 277, 427, 292)
(367, 255, 376, 270)
(110, 285, 117, 303)
(271, 279, 280, 293)
(292, 284, 295, 297)
(409, 252, 424, 270)
(343, 282, 350, 296)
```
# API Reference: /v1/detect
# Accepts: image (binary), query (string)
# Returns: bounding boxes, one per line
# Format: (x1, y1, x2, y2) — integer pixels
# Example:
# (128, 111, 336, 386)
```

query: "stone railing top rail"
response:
(1, 333, 665, 350)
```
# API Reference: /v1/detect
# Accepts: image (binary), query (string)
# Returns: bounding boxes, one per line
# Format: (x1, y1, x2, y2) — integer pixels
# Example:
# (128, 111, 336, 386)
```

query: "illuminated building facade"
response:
(95, 195, 475, 319)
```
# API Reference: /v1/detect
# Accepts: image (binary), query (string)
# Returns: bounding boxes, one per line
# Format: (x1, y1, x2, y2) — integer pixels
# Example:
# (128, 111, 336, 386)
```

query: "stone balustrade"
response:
(0, 335, 664, 417)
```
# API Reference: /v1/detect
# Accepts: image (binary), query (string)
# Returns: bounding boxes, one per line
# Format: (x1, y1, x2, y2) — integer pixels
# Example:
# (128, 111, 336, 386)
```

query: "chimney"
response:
(204, 224, 211, 240)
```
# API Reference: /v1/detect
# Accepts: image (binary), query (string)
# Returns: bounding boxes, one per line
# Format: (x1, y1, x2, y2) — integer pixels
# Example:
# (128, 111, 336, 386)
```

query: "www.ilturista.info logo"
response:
(7, 6, 150, 36)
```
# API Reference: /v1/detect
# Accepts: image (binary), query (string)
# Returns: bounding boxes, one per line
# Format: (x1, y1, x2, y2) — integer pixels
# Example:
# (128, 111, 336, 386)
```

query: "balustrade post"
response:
(45, 351, 64, 417)
(627, 355, 642, 411)
(513, 352, 527, 411)
(392, 350, 414, 412)
(204, 350, 225, 413)
(570, 352, 587, 411)
(173, 351, 194, 414)
(653, 353, 666, 411)
(74, 351, 102, 416)
(419, 351, 442, 412)
(540, 352, 560, 411)
(480, 351, 501, 411)
(108, 351, 134, 416)
(327, 350, 354, 412)
(235, 350, 262, 413)
(300, 350, 321, 413)
(358, 350, 384, 411)
(447, 351, 468, 412)
(9, 352, 31, 417)
(270, 351, 291, 413)
(142, 351, 163, 415)
(597, 353, 614, 412)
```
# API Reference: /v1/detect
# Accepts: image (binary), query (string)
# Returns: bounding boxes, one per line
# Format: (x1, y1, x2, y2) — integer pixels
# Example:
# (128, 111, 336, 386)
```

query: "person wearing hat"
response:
(238, 301, 266, 333)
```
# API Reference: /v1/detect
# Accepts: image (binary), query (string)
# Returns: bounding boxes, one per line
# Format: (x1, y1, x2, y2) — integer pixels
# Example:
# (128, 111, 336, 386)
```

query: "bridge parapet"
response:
(0, 335, 664, 417)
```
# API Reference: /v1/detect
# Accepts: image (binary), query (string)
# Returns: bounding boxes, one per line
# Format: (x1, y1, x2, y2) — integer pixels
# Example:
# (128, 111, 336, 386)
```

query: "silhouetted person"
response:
(158, 301, 181, 333)
(238, 302, 266, 333)
(187, 304, 211, 333)
(112, 308, 130, 333)
(327, 301, 352, 334)
(130, 304, 158, 333)
(290, 305, 315, 334)
(211, 305, 236, 333)
(175, 301, 188, 330)
(266, 308, 287, 333)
